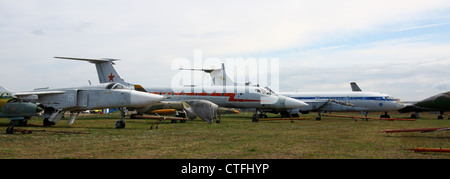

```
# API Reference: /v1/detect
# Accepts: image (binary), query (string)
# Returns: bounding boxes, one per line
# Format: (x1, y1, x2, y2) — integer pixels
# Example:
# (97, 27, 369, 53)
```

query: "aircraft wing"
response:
(305, 99, 367, 111)
(320, 100, 367, 111)
(13, 91, 65, 97)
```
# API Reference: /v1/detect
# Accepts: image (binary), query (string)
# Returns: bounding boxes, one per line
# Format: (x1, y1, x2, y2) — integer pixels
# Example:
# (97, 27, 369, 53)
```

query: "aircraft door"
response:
(77, 90, 89, 107)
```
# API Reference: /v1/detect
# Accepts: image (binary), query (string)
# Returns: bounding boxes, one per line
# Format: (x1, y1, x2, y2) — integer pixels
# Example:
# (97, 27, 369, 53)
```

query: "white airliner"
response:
(185, 63, 406, 120)
(280, 91, 405, 120)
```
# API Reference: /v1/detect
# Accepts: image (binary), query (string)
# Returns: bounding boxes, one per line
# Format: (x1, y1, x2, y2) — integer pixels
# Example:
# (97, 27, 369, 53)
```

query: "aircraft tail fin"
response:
(210, 63, 239, 86)
(350, 82, 362, 92)
(55, 57, 133, 86)
(180, 63, 240, 86)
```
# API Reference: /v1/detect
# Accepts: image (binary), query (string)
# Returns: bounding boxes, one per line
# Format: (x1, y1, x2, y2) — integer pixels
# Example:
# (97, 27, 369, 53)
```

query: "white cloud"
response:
(433, 80, 450, 91)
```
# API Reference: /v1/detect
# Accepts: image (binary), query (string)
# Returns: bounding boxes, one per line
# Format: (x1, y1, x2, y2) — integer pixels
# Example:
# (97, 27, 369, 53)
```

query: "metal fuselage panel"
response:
(77, 90, 131, 110)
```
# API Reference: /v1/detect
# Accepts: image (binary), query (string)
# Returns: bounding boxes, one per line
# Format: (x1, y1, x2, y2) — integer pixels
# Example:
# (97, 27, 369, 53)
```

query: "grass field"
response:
(1, 112, 449, 159)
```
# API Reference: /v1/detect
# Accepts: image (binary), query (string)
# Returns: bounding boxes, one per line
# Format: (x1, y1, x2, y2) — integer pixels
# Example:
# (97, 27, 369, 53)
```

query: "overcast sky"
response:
(1, 0, 450, 101)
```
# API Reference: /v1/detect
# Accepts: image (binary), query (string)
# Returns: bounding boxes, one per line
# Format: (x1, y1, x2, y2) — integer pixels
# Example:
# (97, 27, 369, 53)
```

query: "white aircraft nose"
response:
(284, 97, 309, 108)
(396, 102, 406, 110)
(129, 91, 164, 107)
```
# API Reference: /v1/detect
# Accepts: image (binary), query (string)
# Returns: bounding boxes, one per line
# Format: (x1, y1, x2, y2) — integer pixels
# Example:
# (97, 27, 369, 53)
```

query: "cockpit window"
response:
(112, 83, 125, 89)
(253, 86, 278, 96)
(106, 83, 115, 89)
(385, 95, 396, 100)
(259, 88, 268, 95)
(264, 86, 277, 95)
(106, 83, 126, 90)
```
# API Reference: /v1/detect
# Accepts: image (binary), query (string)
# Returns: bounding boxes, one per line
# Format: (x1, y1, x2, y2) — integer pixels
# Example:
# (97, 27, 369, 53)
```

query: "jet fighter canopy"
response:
(105, 83, 126, 90)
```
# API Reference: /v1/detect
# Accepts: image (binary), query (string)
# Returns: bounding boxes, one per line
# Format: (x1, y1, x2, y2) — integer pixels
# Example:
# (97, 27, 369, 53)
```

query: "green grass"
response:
(0, 112, 449, 159)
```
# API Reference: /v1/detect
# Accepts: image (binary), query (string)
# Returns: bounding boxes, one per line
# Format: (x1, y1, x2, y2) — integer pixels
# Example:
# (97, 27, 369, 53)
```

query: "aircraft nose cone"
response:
(284, 97, 309, 108)
(396, 102, 406, 110)
(130, 91, 164, 107)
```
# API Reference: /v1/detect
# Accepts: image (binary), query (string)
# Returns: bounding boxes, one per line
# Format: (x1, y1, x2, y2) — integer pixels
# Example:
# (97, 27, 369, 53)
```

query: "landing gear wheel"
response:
(12, 120, 27, 126)
(115, 107, 127, 129)
(252, 114, 259, 122)
(43, 118, 55, 126)
(115, 121, 126, 129)
(380, 114, 390, 118)
(6, 125, 14, 134)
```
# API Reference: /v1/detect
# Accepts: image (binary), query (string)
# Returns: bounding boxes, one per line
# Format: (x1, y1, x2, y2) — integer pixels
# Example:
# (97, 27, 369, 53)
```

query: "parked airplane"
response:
(56, 57, 308, 122)
(0, 82, 164, 129)
(282, 91, 405, 120)
(1, 91, 44, 131)
(399, 91, 450, 119)
(186, 63, 406, 120)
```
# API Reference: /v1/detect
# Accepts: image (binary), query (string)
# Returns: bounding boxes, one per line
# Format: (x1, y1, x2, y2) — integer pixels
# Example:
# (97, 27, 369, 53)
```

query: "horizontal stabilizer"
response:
(0, 85, 13, 94)
(56, 56, 133, 86)
(55, 56, 120, 64)
(179, 67, 221, 73)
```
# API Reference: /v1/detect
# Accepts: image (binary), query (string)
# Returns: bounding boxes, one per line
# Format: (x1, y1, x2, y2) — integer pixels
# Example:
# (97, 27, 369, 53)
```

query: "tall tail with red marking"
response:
(55, 57, 133, 86)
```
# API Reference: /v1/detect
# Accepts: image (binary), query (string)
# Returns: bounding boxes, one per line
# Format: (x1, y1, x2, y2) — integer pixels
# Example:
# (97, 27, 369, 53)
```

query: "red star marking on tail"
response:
(108, 72, 115, 82)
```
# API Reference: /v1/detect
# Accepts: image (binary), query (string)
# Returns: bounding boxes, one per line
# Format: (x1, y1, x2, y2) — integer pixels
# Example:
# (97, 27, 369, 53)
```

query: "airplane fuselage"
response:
(30, 83, 163, 111)
(145, 86, 307, 111)
(280, 91, 405, 112)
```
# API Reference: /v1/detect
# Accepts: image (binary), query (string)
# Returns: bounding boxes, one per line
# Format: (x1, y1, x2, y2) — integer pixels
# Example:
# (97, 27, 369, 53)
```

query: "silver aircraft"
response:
(0, 83, 164, 128)
(55, 57, 308, 123)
